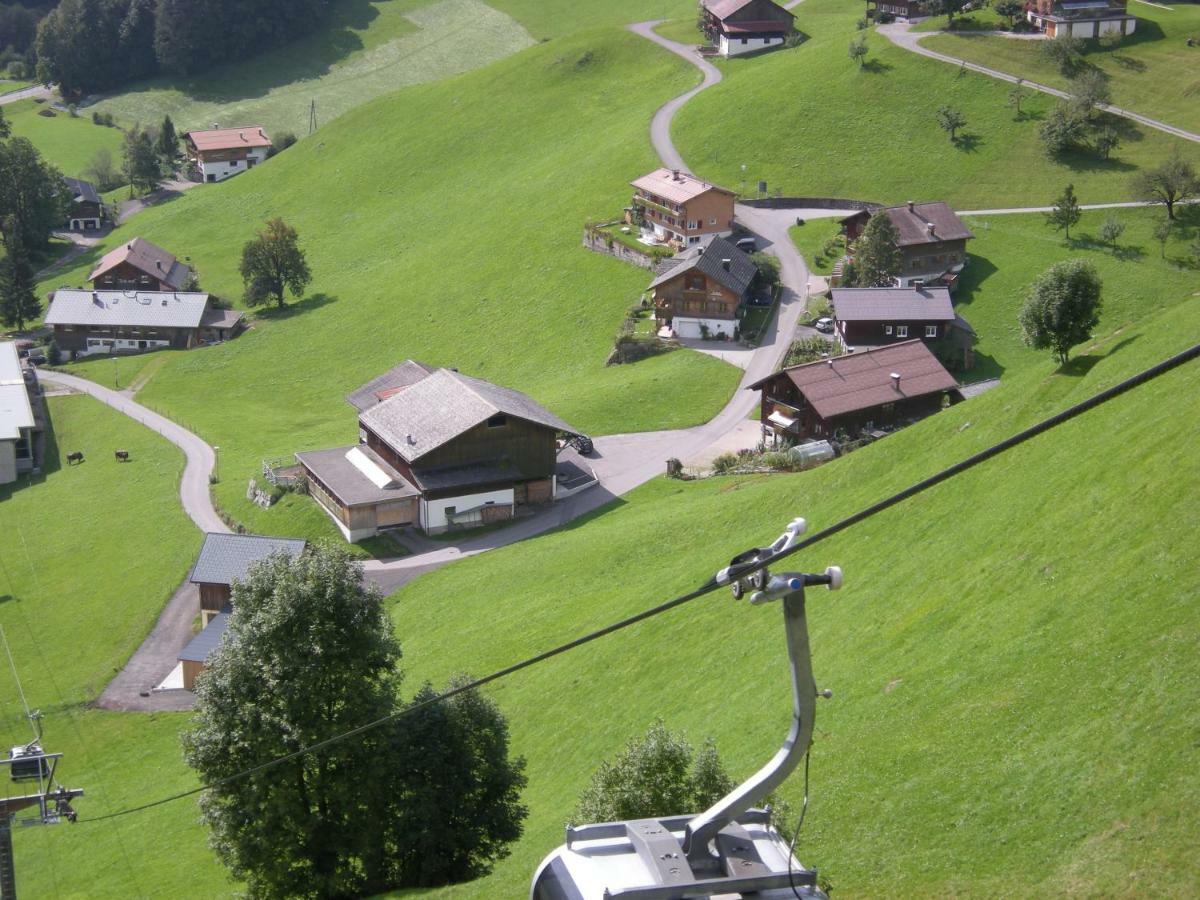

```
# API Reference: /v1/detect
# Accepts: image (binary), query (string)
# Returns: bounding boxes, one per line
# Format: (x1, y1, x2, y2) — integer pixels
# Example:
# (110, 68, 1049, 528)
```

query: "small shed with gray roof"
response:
(299, 367, 584, 540)
(63, 177, 103, 231)
(650, 236, 758, 339)
(178, 612, 230, 691)
(190, 533, 307, 625)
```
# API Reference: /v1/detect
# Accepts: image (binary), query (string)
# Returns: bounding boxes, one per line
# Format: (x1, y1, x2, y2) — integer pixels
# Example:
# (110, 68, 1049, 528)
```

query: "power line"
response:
(79, 339, 1200, 826)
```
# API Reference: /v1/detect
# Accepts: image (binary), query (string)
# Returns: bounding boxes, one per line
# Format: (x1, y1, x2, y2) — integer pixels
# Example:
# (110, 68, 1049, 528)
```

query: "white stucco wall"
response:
(421, 488, 515, 533)
(80, 338, 170, 356)
(199, 147, 269, 183)
(718, 34, 784, 57)
(69, 218, 101, 230)
(672, 316, 737, 339)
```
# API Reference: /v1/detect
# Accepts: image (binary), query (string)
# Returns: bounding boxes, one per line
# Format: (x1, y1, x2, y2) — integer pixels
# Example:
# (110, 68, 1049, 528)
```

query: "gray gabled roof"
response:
(0, 342, 34, 441)
(64, 176, 100, 205)
(88, 237, 190, 289)
(831, 287, 955, 322)
(346, 359, 435, 412)
(45, 290, 211, 330)
(178, 612, 229, 663)
(649, 236, 757, 298)
(189, 533, 307, 586)
(359, 368, 579, 464)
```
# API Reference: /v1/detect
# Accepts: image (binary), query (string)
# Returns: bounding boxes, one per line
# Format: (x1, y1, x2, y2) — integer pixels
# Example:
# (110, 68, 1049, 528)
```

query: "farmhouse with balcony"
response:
(650, 236, 758, 339)
(1026, 0, 1136, 38)
(44, 289, 244, 356)
(89, 238, 191, 292)
(840, 201, 974, 290)
(63, 177, 103, 231)
(627, 168, 736, 250)
(0, 341, 43, 486)
(867, 0, 923, 21)
(297, 364, 583, 541)
(702, 0, 795, 57)
(185, 126, 271, 182)
(750, 340, 961, 444)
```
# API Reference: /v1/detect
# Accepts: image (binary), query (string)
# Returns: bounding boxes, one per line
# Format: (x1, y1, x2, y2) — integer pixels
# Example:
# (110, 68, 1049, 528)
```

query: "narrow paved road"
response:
(0, 83, 52, 105)
(36, 230, 101, 281)
(959, 198, 1200, 216)
(878, 22, 1200, 145)
(628, 21, 722, 174)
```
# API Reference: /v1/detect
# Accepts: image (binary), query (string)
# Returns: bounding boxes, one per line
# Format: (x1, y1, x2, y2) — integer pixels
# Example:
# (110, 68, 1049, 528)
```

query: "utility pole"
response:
(308, 99, 318, 135)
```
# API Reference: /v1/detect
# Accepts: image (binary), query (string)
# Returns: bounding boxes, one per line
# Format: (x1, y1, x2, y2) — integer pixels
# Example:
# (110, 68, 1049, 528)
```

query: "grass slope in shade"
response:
(488, 0, 694, 39)
(385, 299, 1200, 898)
(671, 0, 1197, 208)
(4, 98, 124, 179)
(0, 395, 200, 706)
(38, 30, 740, 539)
(88, 0, 534, 138)
(924, 3, 1200, 135)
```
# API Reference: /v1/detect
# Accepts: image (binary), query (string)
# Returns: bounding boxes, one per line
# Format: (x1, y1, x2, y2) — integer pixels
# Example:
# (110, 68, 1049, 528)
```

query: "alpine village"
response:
(0, 0, 1197, 898)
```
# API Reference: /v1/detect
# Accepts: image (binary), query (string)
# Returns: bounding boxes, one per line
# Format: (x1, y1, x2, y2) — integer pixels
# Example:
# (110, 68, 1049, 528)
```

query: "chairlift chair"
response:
(531, 518, 841, 900)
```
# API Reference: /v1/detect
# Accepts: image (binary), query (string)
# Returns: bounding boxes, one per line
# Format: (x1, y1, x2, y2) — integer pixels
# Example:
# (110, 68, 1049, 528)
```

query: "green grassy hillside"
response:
(380, 297, 1200, 898)
(40, 29, 742, 540)
(88, 0, 535, 139)
(489, 0, 693, 39)
(5, 99, 124, 179)
(672, 0, 1198, 207)
(924, 3, 1200, 135)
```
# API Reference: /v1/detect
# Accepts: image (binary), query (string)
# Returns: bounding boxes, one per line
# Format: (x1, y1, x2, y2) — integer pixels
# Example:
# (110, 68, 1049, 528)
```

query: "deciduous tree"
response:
(994, 0, 1023, 26)
(0, 137, 68, 248)
(122, 124, 161, 194)
(239, 217, 312, 308)
(1039, 103, 1088, 157)
(936, 105, 967, 141)
(1130, 155, 1200, 221)
(1040, 34, 1085, 76)
(1151, 218, 1172, 259)
(1097, 214, 1124, 249)
(848, 35, 867, 66)
(851, 211, 902, 287)
(1094, 126, 1120, 160)
(85, 147, 121, 191)
(1007, 81, 1029, 118)
(1018, 259, 1103, 365)
(1069, 69, 1110, 119)
(1045, 183, 1082, 240)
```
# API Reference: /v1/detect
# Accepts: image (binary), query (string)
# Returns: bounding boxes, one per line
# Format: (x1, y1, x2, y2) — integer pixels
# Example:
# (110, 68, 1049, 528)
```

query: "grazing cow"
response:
(66, 451, 84, 465)
(114, 450, 130, 462)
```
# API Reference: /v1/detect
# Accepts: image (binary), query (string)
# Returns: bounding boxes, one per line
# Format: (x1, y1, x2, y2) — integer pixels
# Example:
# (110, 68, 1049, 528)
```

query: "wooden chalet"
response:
(650, 236, 758, 339)
(749, 340, 960, 444)
(179, 533, 307, 690)
(1026, 0, 1136, 38)
(627, 168, 737, 250)
(832, 287, 977, 369)
(63, 177, 103, 231)
(44, 289, 244, 356)
(868, 0, 923, 21)
(702, 0, 795, 57)
(185, 125, 271, 183)
(297, 364, 582, 540)
(840, 201, 974, 291)
(88, 238, 191, 291)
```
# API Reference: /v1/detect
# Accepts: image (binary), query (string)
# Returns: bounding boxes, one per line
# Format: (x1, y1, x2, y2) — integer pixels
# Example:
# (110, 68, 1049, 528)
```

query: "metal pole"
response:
(0, 815, 16, 900)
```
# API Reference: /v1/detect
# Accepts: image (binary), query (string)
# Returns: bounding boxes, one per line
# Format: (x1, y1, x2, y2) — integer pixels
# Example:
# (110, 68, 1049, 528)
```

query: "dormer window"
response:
(487, 414, 507, 428)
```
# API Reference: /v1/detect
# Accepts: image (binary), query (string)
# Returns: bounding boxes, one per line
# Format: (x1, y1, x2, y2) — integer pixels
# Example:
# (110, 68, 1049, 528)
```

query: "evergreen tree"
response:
(851, 212, 902, 288)
(0, 226, 41, 331)
(240, 217, 312, 308)
(122, 124, 161, 193)
(1045, 183, 1082, 240)
(0, 137, 68, 248)
(157, 114, 178, 163)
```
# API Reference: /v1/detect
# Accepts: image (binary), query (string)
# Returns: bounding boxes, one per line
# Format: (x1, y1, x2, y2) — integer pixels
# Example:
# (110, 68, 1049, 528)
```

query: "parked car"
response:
(814, 317, 834, 334)
(26, 351, 47, 366)
(735, 237, 756, 254)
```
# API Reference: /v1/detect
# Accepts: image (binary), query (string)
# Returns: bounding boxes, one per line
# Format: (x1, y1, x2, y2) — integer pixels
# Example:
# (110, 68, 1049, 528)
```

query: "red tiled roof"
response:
(750, 340, 958, 419)
(632, 167, 735, 205)
(186, 126, 271, 152)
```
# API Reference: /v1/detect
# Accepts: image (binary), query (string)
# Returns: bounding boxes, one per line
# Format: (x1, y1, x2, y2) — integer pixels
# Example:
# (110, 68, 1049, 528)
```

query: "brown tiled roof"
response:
(632, 168, 735, 206)
(88, 238, 190, 289)
(706, 0, 793, 20)
(831, 287, 955, 322)
(186, 126, 271, 152)
(884, 202, 973, 247)
(750, 340, 958, 419)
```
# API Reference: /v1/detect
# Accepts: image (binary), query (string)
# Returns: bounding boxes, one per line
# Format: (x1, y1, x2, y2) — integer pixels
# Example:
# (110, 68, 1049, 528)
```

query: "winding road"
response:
(878, 22, 1200, 145)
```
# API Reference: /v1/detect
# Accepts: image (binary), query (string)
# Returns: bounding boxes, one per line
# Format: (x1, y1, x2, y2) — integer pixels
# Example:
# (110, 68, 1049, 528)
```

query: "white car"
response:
(814, 317, 834, 333)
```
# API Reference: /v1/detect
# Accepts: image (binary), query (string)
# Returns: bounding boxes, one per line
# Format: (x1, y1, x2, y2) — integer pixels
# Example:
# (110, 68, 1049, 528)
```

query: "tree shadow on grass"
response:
(964, 350, 1005, 383)
(113, 0, 381, 105)
(861, 58, 893, 74)
(254, 292, 337, 321)
(1056, 150, 1137, 174)
(953, 132, 983, 152)
(1113, 243, 1147, 262)
(948, 254, 998, 308)
(1057, 353, 1102, 377)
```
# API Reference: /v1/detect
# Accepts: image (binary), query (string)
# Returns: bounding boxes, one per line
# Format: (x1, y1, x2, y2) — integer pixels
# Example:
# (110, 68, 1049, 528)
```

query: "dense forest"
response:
(32, 0, 333, 96)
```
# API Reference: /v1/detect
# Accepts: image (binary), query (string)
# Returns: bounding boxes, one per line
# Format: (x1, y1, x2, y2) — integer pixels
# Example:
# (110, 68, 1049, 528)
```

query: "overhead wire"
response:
(76, 339, 1200, 826)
